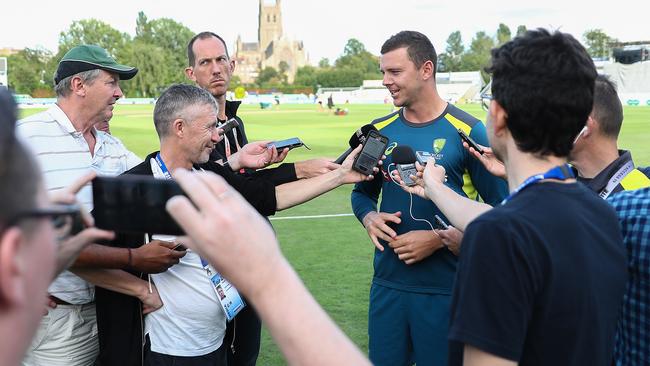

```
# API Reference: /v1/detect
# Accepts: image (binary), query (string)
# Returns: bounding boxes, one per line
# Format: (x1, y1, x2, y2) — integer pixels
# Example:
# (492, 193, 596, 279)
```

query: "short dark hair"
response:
(380, 31, 437, 71)
(187, 32, 229, 66)
(153, 84, 217, 138)
(0, 89, 41, 232)
(592, 75, 623, 138)
(487, 29, 597, 157)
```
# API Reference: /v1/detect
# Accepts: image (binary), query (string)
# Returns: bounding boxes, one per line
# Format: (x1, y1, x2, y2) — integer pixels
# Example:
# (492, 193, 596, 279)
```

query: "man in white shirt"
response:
(17, 44, 183, 366)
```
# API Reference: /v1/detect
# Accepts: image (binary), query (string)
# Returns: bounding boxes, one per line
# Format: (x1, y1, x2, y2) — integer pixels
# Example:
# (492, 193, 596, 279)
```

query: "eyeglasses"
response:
(480, 80, 493, 111)
(480, 91, 493, 112)
(3, 204, 83, 240)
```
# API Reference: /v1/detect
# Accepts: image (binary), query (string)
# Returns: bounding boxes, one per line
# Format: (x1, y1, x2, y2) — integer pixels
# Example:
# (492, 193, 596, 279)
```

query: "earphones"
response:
(386, 163, 435, 231)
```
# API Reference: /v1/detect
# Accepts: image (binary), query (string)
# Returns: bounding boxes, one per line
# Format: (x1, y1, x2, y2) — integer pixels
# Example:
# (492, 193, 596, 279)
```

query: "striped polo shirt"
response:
(16, 104, 141, 304)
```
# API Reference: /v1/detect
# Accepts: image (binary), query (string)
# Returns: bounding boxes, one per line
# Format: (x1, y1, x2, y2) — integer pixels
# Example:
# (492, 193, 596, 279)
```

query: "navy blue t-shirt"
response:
(448, 182, 627, 366)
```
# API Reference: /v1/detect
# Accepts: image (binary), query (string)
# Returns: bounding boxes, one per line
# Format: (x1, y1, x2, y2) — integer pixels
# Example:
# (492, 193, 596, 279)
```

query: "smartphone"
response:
(269, 137, 308, 151)
(92, 175, 186, 235)
(352, 130, 389, 175)
(151, 234, 187, 251)
(218, 118, 240, 135)
(434, 214, 449, 230)
(457, 129, 484, 155)
(415, 151, 434, 166)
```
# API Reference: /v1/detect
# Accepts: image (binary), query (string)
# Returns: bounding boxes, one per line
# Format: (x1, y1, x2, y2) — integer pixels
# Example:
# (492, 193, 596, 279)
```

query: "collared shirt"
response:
(577, 150, 647, 196)
(16, 104, 141, 304)
(608, 187, 650, 366)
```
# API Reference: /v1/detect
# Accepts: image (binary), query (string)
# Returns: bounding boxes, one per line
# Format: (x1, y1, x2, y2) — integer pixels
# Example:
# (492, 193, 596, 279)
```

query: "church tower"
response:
(258, 0, 283, 53)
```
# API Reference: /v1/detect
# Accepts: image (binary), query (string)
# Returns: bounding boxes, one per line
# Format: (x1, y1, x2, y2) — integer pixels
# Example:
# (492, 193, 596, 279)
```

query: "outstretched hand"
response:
(228, 141, 286, 170)
(462, 141, 506, 179)
(339, 145, 385, 184)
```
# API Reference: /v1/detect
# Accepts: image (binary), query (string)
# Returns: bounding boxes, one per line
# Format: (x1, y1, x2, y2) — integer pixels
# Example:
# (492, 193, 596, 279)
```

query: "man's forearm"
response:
(70, 243, 129, 269)
(71, 268, 149, 299)
(275, 169, 343, 210)
(427, 182, 492, 231)
(251, 259, 370, 365)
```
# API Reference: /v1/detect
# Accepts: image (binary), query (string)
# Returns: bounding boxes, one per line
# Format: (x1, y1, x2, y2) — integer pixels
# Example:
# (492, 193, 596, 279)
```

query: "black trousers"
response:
(143, 335, 228, 366)
(224, 302, 261, 366)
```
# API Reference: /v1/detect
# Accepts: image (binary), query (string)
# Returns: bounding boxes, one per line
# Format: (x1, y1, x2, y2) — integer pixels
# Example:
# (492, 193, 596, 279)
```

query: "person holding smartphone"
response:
(94, 84, 380, 366)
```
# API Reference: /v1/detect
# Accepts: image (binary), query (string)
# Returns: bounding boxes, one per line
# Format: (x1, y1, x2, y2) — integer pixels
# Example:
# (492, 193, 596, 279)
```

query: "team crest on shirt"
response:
(432, 138, 446, 159)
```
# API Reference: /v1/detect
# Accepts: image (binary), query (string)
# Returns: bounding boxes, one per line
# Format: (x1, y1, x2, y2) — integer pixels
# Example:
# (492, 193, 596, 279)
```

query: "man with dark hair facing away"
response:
(447, 29, 627, 366)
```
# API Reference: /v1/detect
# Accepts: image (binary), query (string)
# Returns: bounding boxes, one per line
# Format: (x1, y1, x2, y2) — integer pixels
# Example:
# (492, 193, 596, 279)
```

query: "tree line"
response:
(6, 15, 616, 97)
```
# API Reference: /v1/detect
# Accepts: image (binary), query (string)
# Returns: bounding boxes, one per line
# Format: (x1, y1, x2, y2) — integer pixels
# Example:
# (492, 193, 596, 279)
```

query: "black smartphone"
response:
(352, 130, 389, 175)
(151, 235, 187, 251)
(434, 214, 449, 230)
(270, 137, 308, 151)
(457, 129, 484, 155)
(218, 118, 239, 135)
(92, 175, 186, 235)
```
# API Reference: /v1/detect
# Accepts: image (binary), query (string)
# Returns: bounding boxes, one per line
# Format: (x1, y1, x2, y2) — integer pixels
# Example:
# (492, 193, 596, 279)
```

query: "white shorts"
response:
(22, 303, 98, 366)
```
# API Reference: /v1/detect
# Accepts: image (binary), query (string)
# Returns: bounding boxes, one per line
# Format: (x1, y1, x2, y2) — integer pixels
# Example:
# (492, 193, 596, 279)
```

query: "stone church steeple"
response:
(258, 0, 283, 52)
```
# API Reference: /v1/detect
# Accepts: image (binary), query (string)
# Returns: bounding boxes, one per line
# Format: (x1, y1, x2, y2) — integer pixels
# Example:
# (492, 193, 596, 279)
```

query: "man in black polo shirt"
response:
(571, 74, 650, 195)
(446, 29, 627, 366)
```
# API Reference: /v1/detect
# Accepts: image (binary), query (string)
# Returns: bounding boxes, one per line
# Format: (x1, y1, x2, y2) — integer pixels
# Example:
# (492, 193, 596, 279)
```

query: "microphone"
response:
(392, 145, 418, 186)
(334, 124, 377, 164)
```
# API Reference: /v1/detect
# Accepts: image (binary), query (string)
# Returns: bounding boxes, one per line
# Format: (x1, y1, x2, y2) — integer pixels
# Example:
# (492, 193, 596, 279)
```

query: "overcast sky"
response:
(1, 0, 648, 64)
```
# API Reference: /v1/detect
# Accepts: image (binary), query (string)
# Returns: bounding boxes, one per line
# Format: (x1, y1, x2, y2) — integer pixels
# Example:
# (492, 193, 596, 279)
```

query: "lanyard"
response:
(598, 160, 634, 199)
(501, 164, 575, 205)
(151, 153, 246, 321)
(154, 153, 173, 180)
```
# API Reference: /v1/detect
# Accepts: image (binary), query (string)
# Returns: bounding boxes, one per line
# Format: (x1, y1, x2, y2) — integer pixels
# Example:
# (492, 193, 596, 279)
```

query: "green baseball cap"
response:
(54, 44, 138, 84)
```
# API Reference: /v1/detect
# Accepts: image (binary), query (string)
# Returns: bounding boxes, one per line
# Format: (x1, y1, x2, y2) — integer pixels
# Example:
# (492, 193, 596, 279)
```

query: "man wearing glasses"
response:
(0, 88, 111, 365)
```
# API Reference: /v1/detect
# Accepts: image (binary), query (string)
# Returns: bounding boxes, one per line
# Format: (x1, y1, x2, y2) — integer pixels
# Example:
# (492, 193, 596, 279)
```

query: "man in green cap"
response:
(17, 44, 182, 366)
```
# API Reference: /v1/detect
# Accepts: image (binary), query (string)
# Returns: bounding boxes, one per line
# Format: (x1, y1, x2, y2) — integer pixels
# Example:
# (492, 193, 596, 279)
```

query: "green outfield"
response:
(19, 103, 650, 364)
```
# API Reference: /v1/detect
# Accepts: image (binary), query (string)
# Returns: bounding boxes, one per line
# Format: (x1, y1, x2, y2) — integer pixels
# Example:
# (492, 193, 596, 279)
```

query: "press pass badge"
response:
(201, 258, 246, 321)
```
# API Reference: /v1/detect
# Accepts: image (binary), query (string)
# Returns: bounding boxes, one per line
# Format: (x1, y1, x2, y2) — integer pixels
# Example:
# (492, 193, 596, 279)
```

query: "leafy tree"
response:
(516, 25, 527, 37)
(134, 14, 194, 84)
(439, 31, 464, 72)
(57, 19, 130, 58)
(7, 48, 53, 94)
(343, 38, 366, 56)
(257, 66, 281, 85)
(118, 41, 172, 97)
(317, 68, 364, 87)
(335, 38, 381, 80)
(294, 66, 319, 89)
(461, 31, 495, 80)
(496, 23, 512, 45)
(135, 11, 152, 43)
(584, 29, 615, 58)
(318, 58, 330, 68)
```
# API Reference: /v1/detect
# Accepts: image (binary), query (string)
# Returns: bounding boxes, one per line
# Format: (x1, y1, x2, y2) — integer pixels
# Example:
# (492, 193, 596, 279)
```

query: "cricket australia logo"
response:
(432, 138, 446, 159)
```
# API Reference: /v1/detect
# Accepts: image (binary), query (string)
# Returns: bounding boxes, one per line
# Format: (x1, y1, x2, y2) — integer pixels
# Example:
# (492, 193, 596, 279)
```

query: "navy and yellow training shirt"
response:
(351, 104, 508, 294)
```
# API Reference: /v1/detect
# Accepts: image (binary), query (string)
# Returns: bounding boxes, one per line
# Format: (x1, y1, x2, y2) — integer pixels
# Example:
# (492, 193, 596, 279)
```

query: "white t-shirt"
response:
(145, 158, 227, 356)
(16, 104, 141, 304)
(145, 249, 227, 356)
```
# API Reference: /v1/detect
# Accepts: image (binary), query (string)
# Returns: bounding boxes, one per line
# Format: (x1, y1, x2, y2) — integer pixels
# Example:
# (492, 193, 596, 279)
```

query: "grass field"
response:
(19, 103, 650, 364)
